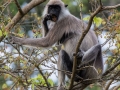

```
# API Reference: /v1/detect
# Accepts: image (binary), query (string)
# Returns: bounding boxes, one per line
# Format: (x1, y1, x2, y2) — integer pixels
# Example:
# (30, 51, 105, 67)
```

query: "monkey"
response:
(8, 0, 103, 90)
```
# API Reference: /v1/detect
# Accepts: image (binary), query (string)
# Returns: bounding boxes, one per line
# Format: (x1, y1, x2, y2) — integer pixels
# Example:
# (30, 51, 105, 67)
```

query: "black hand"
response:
(7, 35, 23, 45)
(44, 14, 52, 21)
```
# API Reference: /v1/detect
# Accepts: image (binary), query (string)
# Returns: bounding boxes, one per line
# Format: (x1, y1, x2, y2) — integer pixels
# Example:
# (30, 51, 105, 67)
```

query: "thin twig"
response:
(102, 58, 120, 76)
(14, 0, 24, 15)
(10, 81, 18, 90)
(36, 66, 50, 90)
(104, 80, 114, 90)
(101, 32, 117, 47)
(113, 85, 120, 90)
(102, 4, 120, 11)
(0, 69, 17, 79)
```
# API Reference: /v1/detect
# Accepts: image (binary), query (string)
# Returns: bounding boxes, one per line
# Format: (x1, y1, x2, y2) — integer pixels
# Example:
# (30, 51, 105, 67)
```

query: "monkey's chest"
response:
(59, 32, 74, 44)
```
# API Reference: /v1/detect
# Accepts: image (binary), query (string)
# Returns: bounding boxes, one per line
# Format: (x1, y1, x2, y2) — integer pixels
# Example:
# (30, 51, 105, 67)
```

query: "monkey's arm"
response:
(9, 27, 64, 48)
(77, 44, 103, 79)
(10, 36, 50, 47)
(42, 14, 52, 36)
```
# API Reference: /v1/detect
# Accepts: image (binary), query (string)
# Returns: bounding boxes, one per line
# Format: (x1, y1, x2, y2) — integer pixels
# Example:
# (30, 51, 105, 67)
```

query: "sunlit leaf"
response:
(0, 30, 2, 36)
(93, 17, 103, 27)
(79, 2, 83, 7)
(48, 79, 54, 87)
(83, 16, 90, 21)
(2, 83, 7, 89)
(31, 84, 35, 90)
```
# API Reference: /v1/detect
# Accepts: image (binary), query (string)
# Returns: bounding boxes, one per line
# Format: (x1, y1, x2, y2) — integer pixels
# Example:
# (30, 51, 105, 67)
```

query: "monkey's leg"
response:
(78, 44, 103, 80)
(57, 50, 72, 90)
(57, 50, 65, 90)
(81, 44, 103, 72)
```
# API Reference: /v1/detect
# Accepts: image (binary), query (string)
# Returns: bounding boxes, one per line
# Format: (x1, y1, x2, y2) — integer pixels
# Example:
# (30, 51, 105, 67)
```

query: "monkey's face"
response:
(48, 5, 61, 22)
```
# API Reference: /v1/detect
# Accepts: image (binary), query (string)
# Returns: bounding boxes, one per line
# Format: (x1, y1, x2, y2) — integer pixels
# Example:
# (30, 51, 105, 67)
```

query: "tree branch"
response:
(104, 70, 120, 90)
(102, 58, 120, 76)
(14, 0, 24, 15)
(5, 0, 47, 32)
(102, 4, 120, 11)
(104, 79, 114, 90)
(113, 84, 120, 90)
(36, 66, 50, 90)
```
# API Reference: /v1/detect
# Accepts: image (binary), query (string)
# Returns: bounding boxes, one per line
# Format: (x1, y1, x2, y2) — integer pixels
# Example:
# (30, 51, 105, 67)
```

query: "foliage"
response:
(83, 16, 103, 27)
(0, 0, 120, 90)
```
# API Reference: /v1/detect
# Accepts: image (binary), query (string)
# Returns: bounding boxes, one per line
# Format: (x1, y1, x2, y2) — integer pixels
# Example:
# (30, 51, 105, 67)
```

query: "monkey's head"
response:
(43, 0, 69, 22)
(48, 5, 61, 22)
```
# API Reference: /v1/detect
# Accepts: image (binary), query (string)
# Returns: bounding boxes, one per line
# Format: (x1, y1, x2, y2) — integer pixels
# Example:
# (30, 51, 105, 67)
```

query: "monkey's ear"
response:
(65, 4, 68, 7)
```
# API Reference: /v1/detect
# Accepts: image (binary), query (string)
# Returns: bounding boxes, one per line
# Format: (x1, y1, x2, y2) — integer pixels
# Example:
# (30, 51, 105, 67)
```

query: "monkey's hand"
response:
(44, 14, 57, 22)
(44, 14, 52, 21)
(7, 35, 23, 45)
(77, 51, 84, 59)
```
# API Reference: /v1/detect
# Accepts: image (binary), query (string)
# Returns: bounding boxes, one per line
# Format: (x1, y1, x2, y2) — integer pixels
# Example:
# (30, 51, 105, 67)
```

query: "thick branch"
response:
(5, 0, 47, 32)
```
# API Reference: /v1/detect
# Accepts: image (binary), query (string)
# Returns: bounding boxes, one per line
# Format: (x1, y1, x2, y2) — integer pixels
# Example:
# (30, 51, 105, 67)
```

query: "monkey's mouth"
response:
(51, 14, 58, 22)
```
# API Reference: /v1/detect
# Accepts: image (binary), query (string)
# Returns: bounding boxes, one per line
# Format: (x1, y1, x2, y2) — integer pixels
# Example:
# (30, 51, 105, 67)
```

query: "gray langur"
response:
(9, 0, 103, 90)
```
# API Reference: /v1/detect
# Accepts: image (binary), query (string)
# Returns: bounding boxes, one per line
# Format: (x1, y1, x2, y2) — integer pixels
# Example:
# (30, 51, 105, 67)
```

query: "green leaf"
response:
(48, 79, 54, 86)
(83, 16, 103, 27)
(0, 27, 8, 37)
(93, 17, 103, 27)
(4, 31, 8, 36)
(30, 74, 54, 86)
(79, 3, 83, 7)
(83, 16, 90, 21)
(0, 30, 2, 37)
(31, 84, 35, 90)
(53, 46, 58, 50)
(2, 83, 7, 89)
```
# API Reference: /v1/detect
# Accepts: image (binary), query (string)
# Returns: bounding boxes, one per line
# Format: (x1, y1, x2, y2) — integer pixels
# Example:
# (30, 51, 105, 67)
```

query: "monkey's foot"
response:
(76, 50, 84, 59)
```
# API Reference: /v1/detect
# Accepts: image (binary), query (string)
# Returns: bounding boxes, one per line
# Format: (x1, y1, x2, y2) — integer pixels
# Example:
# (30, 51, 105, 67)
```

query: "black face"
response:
(48, 5, 61, 21)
